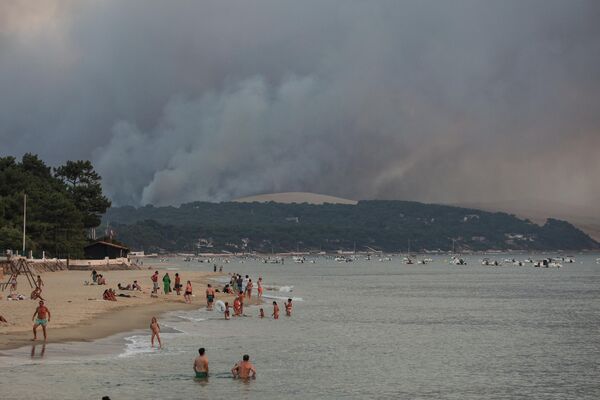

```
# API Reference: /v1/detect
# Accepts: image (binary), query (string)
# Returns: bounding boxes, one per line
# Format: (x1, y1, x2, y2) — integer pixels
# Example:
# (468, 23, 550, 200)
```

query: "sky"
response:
(1, 0, 599, 213)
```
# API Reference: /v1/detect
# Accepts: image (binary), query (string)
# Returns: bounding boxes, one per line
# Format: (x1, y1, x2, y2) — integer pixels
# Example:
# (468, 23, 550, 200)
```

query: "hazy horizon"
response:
(1, 1, 599, 215)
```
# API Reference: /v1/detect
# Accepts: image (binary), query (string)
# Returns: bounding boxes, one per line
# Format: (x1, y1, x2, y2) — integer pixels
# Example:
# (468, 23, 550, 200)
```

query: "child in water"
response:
(150, 317, 162, 349)
(224, 302, 230, 320)
(259, 308, 265, 318)
(272, 301, 279, 320)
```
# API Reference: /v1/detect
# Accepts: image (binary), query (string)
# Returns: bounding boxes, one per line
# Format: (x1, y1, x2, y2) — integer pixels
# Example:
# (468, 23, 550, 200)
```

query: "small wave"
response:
(119, 335, 155, 358)
(261, 294, 303, 302)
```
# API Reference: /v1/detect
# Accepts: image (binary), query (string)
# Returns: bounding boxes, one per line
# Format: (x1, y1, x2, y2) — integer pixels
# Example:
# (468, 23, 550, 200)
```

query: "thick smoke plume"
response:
(1, 0, 599, 213)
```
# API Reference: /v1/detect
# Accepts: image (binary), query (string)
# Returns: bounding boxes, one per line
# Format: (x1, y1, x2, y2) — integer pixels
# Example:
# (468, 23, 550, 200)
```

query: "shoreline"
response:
(0, 269, 247, 352)
(0, 300, 199, 352)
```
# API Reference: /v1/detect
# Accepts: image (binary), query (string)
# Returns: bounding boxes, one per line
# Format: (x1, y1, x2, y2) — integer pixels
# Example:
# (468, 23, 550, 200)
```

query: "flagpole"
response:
(22, 193, 27, 255)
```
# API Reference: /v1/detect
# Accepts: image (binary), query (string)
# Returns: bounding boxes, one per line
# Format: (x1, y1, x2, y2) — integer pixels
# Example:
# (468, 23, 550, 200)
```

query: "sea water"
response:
(1, 255, 599, 399)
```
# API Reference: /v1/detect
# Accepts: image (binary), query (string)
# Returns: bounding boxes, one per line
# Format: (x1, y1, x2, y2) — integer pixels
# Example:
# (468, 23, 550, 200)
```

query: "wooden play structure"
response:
(0, 257, 37, 291)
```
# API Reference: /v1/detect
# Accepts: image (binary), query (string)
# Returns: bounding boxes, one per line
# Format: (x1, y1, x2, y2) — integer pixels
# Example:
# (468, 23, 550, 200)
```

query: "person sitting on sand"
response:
(97, 275, 106, 285)
(103, 289, 117, 301)
(132, 280, 142, 291)
(184, 280, 192, 304)
(231, 354, 256, 379)
(31, 286, 45, 301)
(150, 316, 162, 348)
(285, 298, 293, 317)
(118, 283, 132, 290)
(194, 348, 209, 379)
(272, 301, 279, 319)
(32, 300, 51, 341)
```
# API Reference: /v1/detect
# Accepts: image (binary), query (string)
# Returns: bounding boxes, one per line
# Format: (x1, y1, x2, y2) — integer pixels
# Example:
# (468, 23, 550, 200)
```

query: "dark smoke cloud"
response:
(1, 0, 599, 212)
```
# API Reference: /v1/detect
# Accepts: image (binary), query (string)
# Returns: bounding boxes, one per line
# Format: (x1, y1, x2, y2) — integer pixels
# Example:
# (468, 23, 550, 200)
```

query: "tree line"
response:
(0, 154, 111, 258)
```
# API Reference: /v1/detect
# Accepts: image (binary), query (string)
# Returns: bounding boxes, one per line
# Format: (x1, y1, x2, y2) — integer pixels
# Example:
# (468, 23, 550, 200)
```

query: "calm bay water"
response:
(1, 254, 599, 399)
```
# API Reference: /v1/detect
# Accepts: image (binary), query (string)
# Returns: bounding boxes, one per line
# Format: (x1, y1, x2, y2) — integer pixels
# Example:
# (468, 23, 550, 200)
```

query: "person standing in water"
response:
(231, 354, 256, 379)
(150, 317, 162, 349)
(194, 348, 209, 379)
(246, 279, 253, 299)
(32, 300, 51, 341)
(272, 301, 279, 319)
(224, 302, 230, 320)
(257, 277, 263, 298)
(285, 298, 293, 317)
(206, 284, 215, 310)
(162, 273, 171, 295)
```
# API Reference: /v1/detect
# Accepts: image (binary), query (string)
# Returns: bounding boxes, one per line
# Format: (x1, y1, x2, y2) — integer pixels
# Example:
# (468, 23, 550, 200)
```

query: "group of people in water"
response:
(193, 347, 257, 380)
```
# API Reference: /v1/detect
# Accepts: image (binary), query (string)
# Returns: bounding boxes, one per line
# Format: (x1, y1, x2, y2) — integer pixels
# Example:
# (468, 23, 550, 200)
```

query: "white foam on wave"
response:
(261, 294, 303, 302)
(119, 334, 155, 358)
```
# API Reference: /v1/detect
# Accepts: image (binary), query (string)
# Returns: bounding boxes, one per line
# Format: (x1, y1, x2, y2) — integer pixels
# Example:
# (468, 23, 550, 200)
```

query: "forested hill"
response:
(103, 200, 600, 253)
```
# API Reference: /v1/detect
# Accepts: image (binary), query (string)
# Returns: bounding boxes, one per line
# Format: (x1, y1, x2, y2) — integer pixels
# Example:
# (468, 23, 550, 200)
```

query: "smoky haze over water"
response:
(1, 1, 600, 212)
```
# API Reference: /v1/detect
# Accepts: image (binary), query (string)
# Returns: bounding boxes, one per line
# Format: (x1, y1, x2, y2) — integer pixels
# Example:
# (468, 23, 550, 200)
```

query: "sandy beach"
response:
(0, 268, 253, 351)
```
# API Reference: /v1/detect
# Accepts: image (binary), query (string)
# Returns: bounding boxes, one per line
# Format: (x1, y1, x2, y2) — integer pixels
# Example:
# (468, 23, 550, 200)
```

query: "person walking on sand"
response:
(285, 298, 293, 317)
(184, 280, 193, 303)
(163, 273, 171, 295)
(206, 284, 215, 310)
(174, 273, 181, 295)
(151, 271, 159, 294)
(231, 354, 256, 379)
(150, 317, 162, 348)
(32, 300, 51, 341)
(91, 269, 98, 284)
(194, 347, 209, 379)
(272, 301, 279, 320)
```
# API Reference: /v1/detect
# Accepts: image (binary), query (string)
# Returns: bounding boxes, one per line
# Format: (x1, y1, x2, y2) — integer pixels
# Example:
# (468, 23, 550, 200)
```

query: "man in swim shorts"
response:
(194, 347, 209, 378)
(206, 284, 215, 310)
(231, 354, 256, 379)
(32, 300, 51, 341)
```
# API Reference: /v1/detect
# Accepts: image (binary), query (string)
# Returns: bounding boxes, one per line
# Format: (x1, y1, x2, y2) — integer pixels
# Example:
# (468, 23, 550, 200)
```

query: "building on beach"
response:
(84, 240, 130, 259)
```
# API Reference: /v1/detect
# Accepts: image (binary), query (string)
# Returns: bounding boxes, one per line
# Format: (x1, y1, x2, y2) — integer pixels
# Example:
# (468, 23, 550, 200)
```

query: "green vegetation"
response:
(0, 154, 111, 257)
(104, 200, 600, 253)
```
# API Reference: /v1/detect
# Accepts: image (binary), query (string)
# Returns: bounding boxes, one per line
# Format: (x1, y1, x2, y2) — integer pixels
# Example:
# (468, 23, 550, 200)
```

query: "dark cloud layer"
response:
(1, 0, 599, 212)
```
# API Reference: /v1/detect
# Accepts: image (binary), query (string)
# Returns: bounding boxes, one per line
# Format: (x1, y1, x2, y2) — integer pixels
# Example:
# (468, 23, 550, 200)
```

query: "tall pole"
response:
(22, 193, 27, 255)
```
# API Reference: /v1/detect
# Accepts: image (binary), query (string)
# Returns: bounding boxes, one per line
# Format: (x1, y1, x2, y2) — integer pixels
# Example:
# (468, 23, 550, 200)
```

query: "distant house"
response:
(84, 241, 130, 259)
